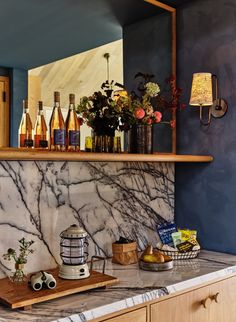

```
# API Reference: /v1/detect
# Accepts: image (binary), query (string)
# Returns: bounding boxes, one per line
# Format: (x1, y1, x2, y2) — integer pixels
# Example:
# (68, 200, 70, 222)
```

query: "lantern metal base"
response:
(59, 263, 90, 280)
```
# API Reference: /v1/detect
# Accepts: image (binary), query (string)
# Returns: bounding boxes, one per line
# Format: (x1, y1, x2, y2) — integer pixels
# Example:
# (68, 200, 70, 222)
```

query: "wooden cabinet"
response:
(93, 275, 236, 322)
(151, 285, 209, 322)
(209, 276, 236, 322)
(94, 276, 236, 322)
(101, 307, 147, 322)
(151, 276, 236, 322)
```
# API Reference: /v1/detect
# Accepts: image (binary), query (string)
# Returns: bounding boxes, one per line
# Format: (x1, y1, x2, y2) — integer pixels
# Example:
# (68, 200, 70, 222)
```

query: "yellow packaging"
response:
(178, 229, 197, 241)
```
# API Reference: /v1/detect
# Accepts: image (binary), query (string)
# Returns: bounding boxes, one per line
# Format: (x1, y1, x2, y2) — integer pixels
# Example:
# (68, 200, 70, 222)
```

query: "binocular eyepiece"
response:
(30, 271, 56, 291)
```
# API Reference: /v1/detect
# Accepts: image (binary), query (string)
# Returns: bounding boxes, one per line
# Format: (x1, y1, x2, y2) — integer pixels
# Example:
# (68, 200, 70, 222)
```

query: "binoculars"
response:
(30, 271, 56, 291)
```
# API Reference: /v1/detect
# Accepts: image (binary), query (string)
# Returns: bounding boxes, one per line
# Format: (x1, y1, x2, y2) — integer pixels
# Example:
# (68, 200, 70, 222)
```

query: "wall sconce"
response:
(189, 73, 228, 126)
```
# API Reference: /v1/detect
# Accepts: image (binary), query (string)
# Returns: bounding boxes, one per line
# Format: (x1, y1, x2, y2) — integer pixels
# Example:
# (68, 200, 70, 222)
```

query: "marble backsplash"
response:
(0, 161, 174, 278)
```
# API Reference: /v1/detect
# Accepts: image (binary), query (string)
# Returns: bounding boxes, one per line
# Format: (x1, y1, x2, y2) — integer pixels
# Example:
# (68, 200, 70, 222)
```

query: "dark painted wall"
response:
(1, 67, 28, 147)
(0, 67, 10, 76)
(123, 12, 172, 152)
(10, 69, 28, 147)
(176, 0, 236, 254)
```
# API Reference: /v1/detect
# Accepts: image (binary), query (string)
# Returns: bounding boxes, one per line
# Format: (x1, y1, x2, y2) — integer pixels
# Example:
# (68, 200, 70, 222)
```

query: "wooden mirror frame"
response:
(144, 0, 176, 153)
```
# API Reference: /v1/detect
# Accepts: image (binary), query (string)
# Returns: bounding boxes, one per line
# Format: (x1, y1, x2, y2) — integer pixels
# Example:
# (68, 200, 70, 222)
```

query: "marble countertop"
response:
(0, 250, 236, 322)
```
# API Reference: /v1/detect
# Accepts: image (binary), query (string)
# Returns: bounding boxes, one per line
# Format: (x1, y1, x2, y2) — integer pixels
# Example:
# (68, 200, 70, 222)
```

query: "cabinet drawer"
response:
(151, 276, 236, 322)
(102, 307, 147, 322)
(151, 285, 210, 322)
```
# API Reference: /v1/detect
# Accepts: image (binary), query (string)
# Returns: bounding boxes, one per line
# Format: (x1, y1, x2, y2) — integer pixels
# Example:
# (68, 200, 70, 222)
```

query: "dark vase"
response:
(128, 124, 153, 154)
(92, 132, 114, 153)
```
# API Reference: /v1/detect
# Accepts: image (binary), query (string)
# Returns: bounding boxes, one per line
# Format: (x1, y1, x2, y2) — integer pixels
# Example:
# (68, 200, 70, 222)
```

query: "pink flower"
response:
(154, 111, 162, 123)
(146, 118, 153, 125)
(134, 107, 145, 120)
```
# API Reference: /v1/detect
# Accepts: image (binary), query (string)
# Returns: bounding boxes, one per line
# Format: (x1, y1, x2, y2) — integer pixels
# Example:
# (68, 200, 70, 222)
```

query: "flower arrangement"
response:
(77, 73, 184, 138)
(117, 73, 184, 131)
(3, 237, 35, 283)
(77, 80, 123, 136)
(117, 80, 162, 132)
(3, 238, 34, 264)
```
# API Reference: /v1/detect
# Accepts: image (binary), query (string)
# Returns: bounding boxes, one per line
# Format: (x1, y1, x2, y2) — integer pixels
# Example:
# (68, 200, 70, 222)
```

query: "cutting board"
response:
(0, 268, 119, 310)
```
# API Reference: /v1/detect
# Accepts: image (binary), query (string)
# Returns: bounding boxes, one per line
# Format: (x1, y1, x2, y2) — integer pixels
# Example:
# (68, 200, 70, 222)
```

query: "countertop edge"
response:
(53, 264, 236, 322)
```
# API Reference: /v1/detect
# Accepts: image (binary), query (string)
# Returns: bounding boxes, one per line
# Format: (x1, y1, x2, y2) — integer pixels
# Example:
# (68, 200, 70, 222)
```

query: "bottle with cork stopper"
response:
(49, 91, 66, 151)
(65, 93, 80, 151)
(18, 99, 33, 148)
(34, 101, 48, 149)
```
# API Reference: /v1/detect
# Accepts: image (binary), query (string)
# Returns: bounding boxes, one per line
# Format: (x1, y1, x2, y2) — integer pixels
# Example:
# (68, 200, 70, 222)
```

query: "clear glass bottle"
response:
(34, 101, 48, 149)
(18, 99, 33, 148)
(49, 91, 66, 151)
(65, 93, 80, 151)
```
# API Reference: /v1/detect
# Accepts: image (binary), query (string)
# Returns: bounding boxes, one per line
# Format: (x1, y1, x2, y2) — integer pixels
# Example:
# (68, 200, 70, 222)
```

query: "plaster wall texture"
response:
(176, 0, 236, 254)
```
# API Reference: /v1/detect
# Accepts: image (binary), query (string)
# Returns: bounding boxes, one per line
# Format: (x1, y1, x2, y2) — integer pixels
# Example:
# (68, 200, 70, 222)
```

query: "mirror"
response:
(28, 39, 123, 151)
(0, 0, 176, 152)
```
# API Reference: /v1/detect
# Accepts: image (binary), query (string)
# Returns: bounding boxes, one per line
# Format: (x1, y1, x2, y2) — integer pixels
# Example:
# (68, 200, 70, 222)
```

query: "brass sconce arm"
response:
(190, 73, 228, 126)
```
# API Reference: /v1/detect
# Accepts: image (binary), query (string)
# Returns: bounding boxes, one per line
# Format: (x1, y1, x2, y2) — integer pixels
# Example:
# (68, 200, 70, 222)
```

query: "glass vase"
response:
(128, 124, 153, 154)
(11, 263, 27, 283)
(92, 133, 114, 153)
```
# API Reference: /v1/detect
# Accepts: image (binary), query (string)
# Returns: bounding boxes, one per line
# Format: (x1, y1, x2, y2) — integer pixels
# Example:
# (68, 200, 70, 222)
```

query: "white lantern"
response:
(58, 224, 90, 280)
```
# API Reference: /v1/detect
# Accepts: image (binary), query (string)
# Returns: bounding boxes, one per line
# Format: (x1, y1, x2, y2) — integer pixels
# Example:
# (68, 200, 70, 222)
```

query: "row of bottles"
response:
(19, 92, 80, 151)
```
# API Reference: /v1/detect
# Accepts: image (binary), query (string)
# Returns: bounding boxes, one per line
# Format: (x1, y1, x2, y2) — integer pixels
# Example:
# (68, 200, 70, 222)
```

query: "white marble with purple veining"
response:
(0, 251, 236, 322)
(0, 161, 174, 278)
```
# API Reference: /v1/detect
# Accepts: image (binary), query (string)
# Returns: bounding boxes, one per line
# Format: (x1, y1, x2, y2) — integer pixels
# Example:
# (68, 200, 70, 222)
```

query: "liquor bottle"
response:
(49, 91, 66, 151)
(65, 93, 80, 151)
(34, 101, 48, 149)
(18, 99, 33, 148)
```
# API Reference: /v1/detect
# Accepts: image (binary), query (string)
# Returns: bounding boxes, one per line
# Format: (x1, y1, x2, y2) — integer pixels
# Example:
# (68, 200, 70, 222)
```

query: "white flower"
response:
(145, 82, 160, 97)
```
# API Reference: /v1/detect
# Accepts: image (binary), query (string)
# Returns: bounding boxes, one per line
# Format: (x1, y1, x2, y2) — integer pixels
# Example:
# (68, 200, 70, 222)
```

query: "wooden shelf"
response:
(0, 148, 213, 162)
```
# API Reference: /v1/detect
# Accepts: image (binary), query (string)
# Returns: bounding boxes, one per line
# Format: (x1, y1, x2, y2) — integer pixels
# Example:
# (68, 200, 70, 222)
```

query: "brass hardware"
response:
(201, 296, 211, 309)
(190, 73, 228, 126)
(211, 292, 220, 303)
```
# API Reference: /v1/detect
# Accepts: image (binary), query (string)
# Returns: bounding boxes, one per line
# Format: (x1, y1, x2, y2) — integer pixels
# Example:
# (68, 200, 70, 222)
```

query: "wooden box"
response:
(112, 242, 138, 265)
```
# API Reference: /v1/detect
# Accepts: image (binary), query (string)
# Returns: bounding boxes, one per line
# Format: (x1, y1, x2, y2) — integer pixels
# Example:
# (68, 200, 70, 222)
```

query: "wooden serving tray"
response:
(0, 268, 119, 310)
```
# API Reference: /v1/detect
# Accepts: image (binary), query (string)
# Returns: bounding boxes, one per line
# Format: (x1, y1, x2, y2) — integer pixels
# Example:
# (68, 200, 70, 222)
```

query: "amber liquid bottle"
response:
(19, 99, 33, 148)
(65, 94, 80, 151)
(49, 91, 66, 151)
(34, 101, 48, 149)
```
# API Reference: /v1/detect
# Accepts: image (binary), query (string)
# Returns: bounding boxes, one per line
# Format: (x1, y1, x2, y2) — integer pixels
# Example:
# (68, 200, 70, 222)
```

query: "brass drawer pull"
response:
(211, 292, 220, 303)
(201, 297, 211, 309)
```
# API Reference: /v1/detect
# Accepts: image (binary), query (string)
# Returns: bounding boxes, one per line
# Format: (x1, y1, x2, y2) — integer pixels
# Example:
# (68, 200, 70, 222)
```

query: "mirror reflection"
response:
(28, 39, 123, 151)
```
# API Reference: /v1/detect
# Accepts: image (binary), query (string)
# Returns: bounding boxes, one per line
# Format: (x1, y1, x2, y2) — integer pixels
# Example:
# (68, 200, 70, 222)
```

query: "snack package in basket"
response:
(156, 222, 177, 246)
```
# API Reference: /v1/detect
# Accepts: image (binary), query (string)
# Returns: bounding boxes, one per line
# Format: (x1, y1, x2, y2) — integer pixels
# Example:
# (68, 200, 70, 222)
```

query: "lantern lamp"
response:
(59, 224, 90, 280)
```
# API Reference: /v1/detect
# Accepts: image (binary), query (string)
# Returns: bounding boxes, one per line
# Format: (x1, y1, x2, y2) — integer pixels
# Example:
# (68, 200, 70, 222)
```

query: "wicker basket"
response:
(157, 248, 200, 260)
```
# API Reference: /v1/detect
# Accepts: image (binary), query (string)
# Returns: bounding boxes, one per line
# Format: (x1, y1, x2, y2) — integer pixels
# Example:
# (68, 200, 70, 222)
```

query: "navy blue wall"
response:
(10, 69, 28, 147)
(0, 67, 10, 76)
(176, 0, 236, 254)
(123, 12, 172, 152)
(1, 67, 28, 147)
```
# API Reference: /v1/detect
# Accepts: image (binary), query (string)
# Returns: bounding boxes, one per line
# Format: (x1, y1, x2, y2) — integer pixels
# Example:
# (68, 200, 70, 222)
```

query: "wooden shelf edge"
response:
(0, 149, 213, 163)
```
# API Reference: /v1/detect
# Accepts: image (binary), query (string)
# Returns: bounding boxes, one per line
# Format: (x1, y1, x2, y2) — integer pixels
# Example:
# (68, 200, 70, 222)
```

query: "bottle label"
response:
(69, 130, 80, 146)
(54, 129, 65, 145)
(24, 139, 33, 147)
(39, 140, 48, 148)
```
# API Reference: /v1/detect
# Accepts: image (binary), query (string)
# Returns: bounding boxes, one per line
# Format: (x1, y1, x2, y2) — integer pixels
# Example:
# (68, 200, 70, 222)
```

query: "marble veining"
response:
(0, 161, 174, 278)
(0, 251, 235, 322)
